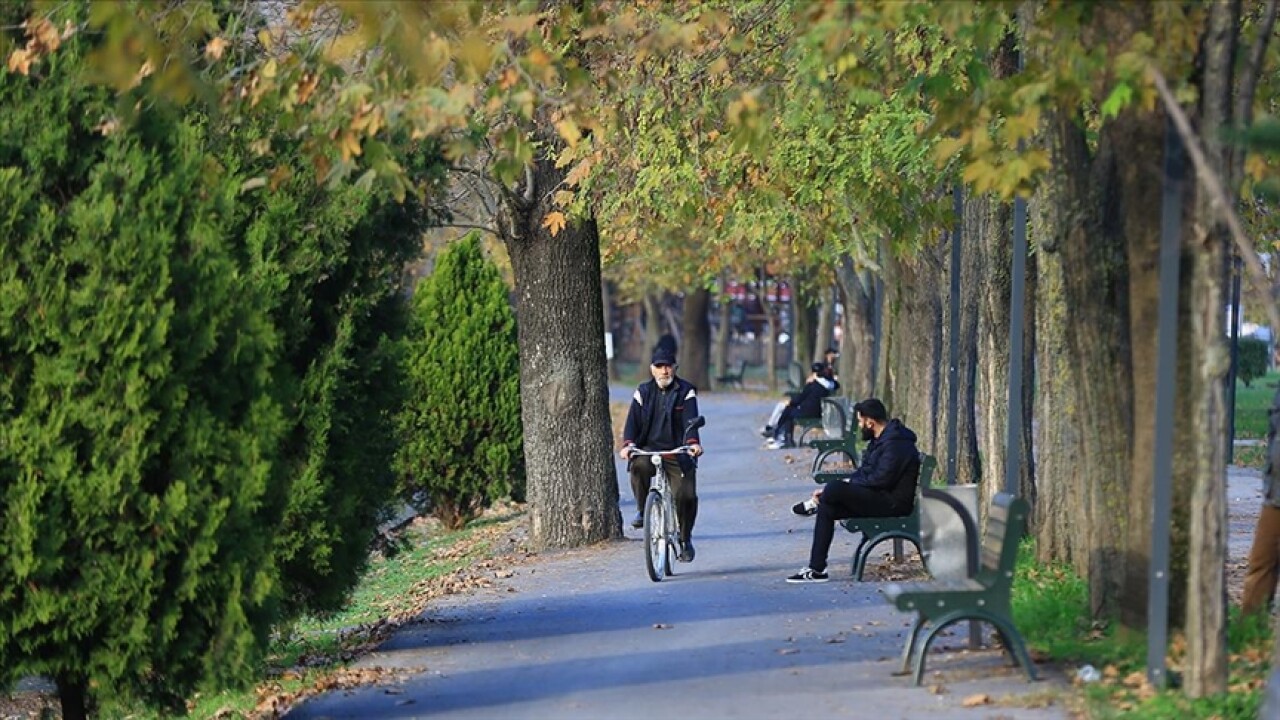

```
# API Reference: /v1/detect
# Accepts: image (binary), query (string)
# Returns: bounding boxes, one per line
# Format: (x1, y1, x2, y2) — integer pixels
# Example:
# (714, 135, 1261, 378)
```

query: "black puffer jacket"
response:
(848, 419, 920, 510)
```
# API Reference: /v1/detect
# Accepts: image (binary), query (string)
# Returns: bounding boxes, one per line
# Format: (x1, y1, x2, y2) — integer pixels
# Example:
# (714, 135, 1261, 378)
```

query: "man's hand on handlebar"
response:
(688, 442, 703, 458)
(619, 445, 634, 460)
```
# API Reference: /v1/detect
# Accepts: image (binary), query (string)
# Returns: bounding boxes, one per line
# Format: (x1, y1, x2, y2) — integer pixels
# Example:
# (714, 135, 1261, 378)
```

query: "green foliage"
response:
(0, 2, 440, 710)
(1237, 337, 1269, 388)
(0, 19, 283, 711)
(1013, 542, 1271, 720)
(396, 233, 524, 530)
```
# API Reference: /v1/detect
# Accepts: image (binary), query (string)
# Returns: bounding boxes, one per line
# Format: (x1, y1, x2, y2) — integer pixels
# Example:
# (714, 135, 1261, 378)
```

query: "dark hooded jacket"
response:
(848, 419, 920, 511)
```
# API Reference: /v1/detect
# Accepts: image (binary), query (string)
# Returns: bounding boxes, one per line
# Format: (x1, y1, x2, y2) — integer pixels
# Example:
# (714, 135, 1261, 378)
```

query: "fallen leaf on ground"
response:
(961, 693, 991, 707)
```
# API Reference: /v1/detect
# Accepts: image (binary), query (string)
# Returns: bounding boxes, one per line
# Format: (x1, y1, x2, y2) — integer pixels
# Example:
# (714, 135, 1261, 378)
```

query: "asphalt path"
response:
(287, 390, 1070, 720)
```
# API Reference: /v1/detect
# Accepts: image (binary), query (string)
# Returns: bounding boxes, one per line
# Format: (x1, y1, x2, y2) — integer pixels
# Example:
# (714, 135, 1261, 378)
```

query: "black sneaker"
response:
(785, 567, 829, 583)
(760, 425, 774, 438)
(791, 498, 818, 516)
(630, 512, 643, 529)
(678, 539, 695, 563)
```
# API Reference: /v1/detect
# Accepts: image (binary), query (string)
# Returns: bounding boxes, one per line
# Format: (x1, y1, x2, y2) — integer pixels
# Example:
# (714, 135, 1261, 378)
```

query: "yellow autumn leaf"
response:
(6, 48, 35, 75)
(205, 36, 228, 61)
(555, 118, 581, 148)
(339, 131, 363, 161)
(563, 158, 594, 188)
(553, 190, 575, 207)
(542, 211, 566, 237)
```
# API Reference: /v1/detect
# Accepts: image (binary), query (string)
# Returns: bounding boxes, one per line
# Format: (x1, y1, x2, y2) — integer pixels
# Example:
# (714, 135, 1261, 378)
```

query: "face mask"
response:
(861, 425, 875, 442)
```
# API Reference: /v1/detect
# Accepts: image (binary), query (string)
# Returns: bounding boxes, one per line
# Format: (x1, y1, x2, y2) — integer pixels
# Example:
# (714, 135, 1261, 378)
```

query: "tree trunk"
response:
(1035, 102, 1136, 619)
(1030, 186, 1086, 564)
(835, 253, 876, 399)
(882, 244, 944, 454)
(714, 277, 731, 380)
(502, 153, 622, 548)
(1182, 0, 1239, 695)
(814, 284, 835, 365)
(56, 675, 87, 720)
(792, 280, 818, 367)
(642, 293, 661, 358)
(680, 287, 711, 390)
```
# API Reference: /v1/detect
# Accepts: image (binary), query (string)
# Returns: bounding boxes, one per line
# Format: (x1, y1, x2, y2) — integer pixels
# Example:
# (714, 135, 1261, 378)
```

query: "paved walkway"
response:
(288, 391, 1071, 719)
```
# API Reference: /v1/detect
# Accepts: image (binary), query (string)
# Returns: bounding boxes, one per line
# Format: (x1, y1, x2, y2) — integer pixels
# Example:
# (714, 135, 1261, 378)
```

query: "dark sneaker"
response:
(760, 425, 774, 438)
(791, 498, 818, 516)
(678, 539, 695, 563)
(631, 512, 643, 529)
(785, 567, 829, 583)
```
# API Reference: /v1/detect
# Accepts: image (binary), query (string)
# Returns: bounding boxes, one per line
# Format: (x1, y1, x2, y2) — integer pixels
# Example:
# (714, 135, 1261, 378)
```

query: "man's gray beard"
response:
(656, 377, 673, 389)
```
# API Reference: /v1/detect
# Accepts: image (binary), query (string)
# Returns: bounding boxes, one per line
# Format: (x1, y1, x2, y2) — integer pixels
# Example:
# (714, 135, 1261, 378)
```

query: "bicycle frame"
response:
(628, 447, 691, 582)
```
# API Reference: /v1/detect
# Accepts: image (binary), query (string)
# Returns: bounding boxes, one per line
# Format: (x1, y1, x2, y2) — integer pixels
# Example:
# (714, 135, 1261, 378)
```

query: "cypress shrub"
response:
(396, 233, 524, 529)
(0, 30, 284, 715)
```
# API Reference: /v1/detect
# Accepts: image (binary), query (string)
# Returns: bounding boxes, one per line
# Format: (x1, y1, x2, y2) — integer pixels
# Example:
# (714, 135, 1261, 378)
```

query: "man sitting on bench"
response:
(785, 398, 919, 583)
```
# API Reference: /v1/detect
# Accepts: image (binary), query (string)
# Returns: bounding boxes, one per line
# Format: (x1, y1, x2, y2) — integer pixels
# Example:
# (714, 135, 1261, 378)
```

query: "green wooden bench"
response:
(811, 453, 935, 580)
(807, 397, 856, 471)
(715, 359, 748, 389)
(882, 491, 1036, 686)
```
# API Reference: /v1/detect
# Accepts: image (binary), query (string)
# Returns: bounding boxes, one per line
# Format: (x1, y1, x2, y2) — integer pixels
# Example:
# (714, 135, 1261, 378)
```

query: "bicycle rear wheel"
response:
(644, 491, 667, 582)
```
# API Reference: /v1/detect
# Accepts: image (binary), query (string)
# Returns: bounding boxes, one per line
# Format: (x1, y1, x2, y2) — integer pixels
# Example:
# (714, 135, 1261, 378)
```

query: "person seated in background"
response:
(765, 362, 833, 450)
(823, 347, 841, 393)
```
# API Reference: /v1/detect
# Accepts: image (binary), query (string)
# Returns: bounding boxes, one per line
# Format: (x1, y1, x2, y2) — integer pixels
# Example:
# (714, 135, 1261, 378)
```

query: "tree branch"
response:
(1149, 65, 1280, 336)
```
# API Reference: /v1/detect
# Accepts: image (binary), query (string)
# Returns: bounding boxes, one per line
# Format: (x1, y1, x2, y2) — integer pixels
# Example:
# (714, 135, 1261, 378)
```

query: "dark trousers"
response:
(808, 480, 901, 573)
(774, 405, 818, 444)
(630, 455, 698, 542)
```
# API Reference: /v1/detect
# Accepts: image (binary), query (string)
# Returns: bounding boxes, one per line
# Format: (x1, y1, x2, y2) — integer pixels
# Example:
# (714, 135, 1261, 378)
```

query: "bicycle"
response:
(627, 416, 705, 582)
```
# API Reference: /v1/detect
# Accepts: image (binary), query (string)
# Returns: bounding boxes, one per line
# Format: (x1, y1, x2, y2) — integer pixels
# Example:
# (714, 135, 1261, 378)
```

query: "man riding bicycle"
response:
(620, 335, 703, 562)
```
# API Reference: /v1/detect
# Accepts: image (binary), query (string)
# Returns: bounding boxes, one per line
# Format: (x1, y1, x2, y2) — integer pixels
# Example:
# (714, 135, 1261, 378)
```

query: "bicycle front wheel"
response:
(644, 490, 667, 582)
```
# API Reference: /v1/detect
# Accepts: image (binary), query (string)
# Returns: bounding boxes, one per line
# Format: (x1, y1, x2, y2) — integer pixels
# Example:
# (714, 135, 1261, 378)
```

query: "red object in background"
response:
(778, 282, 791, 303)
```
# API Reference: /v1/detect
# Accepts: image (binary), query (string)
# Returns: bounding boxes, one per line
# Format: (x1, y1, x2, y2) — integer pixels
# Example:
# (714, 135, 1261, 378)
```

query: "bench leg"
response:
(855, 533, 921, 582)
(899, 615, 925, 676)
(910, 611, 1036, 685)
(850, 537, 870, 578)
(989, 616, 1038, 682)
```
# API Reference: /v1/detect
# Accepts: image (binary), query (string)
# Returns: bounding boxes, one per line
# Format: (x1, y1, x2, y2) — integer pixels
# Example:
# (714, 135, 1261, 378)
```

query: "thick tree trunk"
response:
(973, 194, 1014, 503)
(503, 155, 622, 549)
(1183, 0, 1238, 695)
(680, 287, 711, 390)
(937, 209, 982, 488)
(1030, 187, 1086, 565)
(882, 244, 944, 454)
(835, 253, 876, 399)
(1035, 103, 1135, 619)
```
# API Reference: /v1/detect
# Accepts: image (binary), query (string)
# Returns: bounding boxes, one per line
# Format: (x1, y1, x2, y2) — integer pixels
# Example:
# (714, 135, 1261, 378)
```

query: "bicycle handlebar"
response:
(625, 445, 699, 458)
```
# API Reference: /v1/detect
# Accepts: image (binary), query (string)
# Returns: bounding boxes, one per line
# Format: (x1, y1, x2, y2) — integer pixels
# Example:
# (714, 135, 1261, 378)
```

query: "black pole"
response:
(1148, 116, 1184, 691)
(948, 186, 963, 486)
(1226, 255, 1242, 464)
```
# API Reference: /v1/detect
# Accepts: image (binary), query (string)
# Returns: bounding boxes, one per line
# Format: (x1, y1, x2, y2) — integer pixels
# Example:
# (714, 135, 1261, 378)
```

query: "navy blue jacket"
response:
(848, 419, 919, 510)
